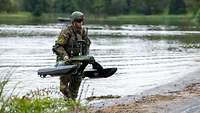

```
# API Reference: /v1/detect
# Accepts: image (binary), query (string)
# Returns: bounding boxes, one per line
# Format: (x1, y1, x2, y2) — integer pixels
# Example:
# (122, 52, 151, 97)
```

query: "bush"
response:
(133, 0, 168, 15)
(23, 0, 53, 16)
(169, 0, 187, 14)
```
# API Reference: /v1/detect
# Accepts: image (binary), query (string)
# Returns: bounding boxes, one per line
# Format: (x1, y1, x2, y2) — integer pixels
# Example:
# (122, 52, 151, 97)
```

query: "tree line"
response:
(0, 0, 199, 16)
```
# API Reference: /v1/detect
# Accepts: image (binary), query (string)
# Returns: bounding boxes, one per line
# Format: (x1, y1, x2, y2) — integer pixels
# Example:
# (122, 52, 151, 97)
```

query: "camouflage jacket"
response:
(53, 25, 91, 62)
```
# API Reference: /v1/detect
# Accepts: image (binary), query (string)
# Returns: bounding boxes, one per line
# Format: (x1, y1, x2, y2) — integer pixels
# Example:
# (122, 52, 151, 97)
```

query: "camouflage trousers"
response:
(58, 59, 89, 100)
(60, 74, 82, 100)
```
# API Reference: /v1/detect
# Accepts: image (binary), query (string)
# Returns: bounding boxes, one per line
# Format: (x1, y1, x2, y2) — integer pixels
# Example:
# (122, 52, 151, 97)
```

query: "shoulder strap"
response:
(71, 26, 78, 41)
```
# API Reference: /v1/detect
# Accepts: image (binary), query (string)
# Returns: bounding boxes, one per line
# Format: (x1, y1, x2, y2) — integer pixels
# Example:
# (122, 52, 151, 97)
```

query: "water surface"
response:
(0, 24, 200, 98)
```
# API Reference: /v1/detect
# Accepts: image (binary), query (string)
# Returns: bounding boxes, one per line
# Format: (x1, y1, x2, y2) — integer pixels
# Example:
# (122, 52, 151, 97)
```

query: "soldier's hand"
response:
(64, 55, 69, 61)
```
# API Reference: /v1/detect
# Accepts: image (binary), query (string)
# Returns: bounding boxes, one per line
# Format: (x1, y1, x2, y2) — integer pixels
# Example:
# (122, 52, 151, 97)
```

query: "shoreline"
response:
(0, 12, 195, 25)
(89, 66, 200, 113)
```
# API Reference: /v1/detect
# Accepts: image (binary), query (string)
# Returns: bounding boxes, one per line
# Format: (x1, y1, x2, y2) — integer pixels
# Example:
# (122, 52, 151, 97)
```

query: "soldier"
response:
(52, 11, 91, 100)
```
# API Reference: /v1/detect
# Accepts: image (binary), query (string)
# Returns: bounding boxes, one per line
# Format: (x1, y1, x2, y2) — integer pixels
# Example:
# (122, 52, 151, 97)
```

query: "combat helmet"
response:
(70, 11, 84, 22)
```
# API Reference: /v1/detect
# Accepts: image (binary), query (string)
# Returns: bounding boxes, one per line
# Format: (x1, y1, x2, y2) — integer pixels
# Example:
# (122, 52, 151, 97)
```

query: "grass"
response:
(98, 14, 195, 25)
(0, 12, 33, 24)
(0, 12, 59, 25)
(0, 71, 88, 113)
(4, 97, 87, 113)
(0, 12, 32, 18)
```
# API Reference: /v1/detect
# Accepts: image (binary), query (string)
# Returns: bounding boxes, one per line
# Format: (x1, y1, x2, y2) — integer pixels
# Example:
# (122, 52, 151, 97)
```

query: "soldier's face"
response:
(73, 19, 83, 29)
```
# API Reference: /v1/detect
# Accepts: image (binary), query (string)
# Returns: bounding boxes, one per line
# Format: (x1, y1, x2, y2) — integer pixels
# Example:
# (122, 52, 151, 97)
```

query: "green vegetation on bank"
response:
(0, 74, 87, 113)
(2, 97, 87, 113)
(1, 0, 199, 16)
(0, 12, 196, 25)
(0, 0, 199, 24)
(0, 12, 60, 24)
(101, 14, 194, 25)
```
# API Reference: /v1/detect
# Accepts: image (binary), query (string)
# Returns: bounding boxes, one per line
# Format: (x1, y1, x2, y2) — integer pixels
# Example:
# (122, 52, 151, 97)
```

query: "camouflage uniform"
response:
(53, 24, 91, 99)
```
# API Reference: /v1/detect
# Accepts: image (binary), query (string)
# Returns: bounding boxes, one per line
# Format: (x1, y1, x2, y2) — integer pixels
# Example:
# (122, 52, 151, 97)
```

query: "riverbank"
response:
(89, 67, 200, 113)
(89, 14, 195, 25)
(0, 12, 196, 25)
(0, 12, 58, 25)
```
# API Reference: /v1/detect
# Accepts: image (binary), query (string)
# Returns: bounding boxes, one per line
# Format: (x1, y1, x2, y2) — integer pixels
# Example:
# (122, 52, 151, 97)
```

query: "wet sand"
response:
(89, 68, 200, 113)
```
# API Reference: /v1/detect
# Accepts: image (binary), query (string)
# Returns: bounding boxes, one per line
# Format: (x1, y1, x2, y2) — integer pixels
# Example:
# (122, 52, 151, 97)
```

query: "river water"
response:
(0, 23, 200, 99)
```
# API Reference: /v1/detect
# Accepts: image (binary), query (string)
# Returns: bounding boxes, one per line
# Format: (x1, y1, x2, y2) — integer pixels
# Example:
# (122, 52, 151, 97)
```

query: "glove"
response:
(64, 55, 69, 61)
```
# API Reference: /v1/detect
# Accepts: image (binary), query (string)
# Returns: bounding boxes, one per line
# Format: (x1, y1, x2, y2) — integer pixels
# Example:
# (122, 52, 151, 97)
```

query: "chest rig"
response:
(65, 27, 87, 57)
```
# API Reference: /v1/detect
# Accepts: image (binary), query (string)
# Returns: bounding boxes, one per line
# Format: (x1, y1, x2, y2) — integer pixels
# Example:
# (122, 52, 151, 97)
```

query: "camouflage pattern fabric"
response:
(53, 25, 90, 99)
(59, 65, 82, 99)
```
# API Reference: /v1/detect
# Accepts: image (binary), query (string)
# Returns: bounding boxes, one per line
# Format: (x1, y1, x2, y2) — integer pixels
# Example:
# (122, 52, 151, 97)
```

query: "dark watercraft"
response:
(38, 56, 117, 78)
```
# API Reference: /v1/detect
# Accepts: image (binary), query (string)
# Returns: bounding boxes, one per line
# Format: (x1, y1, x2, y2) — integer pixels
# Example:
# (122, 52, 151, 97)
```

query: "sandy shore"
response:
(89, 68, 200, 113)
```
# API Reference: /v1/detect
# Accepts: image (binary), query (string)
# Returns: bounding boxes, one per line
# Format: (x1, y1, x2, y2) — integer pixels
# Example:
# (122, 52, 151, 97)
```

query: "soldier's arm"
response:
(53, 28, 70, 59)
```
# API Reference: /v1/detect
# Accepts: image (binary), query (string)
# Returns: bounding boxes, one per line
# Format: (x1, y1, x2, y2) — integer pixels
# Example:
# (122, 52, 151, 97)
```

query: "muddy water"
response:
(0, 24, 200, 98)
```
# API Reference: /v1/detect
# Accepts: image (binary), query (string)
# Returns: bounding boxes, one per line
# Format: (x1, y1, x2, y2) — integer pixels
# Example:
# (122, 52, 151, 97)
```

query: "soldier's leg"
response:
(60, 75, 71, 98)
(68, 75, 82, 99)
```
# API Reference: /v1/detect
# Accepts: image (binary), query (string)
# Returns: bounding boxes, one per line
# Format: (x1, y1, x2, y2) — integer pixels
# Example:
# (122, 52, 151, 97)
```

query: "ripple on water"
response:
(0, 24, 200, 98)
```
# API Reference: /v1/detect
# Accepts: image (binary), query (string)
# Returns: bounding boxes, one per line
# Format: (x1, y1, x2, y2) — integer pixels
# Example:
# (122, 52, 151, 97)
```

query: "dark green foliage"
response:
(54, 0, 75, 14)
(0, 0, 198, 16)
(185, 0, 200, 15)
(169, 0, 187, 14)
(133, 0, 169, 15)
(110, 0, 129, 15)
(89, 0, 105, 16)
(0, 0, 16, 12)
(23, 0, 53, 16)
